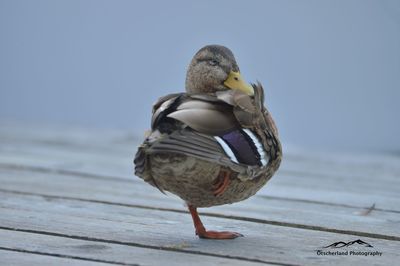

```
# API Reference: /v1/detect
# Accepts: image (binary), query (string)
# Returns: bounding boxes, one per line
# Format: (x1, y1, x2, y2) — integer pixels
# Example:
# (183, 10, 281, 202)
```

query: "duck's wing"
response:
(150, 92, 242, 136)
(146, 93, 245, 173)
(142, 89, 278, 178)
(145, 129, 244, 173)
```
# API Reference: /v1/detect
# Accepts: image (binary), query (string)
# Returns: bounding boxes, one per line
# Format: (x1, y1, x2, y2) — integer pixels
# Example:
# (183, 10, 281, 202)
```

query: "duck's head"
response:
(185, 45, 254, 96)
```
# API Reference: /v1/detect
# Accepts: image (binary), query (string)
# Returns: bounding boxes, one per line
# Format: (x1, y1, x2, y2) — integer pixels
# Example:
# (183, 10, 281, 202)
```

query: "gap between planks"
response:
(0, 162, 398, 214)
(0, 247, 138, 266)
(0, 229, 279, 266)
(0, 188, 399, 242)
(0, 227, 295, 266)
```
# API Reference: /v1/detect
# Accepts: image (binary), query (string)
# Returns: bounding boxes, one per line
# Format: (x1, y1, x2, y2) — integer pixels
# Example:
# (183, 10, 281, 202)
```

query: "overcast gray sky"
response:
(1, 0, 399, 152)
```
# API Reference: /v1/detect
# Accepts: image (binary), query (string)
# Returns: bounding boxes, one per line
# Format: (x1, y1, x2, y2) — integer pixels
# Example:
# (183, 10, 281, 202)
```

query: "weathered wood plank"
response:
(0, 191, 398, 266)
(0, 144, 134, 181)
(0, 230, 266, 266)
(0, 250, 118, 266)
(0, 167, 399, 239)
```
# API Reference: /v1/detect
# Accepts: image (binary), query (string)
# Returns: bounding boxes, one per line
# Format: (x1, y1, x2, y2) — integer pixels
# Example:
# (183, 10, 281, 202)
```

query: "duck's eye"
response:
(208, 59, 219, 66)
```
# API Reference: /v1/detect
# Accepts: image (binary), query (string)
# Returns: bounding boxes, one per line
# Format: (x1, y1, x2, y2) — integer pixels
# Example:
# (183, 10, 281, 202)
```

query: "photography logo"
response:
(316, 239, 383, 257)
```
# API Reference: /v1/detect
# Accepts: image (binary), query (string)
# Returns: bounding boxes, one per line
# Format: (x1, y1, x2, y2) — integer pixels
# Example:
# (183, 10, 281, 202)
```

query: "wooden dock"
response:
(0, 124, 399, 266)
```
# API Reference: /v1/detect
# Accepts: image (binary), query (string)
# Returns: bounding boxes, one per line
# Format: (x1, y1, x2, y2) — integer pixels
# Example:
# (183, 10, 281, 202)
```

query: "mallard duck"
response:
(134, 45, 282, 239)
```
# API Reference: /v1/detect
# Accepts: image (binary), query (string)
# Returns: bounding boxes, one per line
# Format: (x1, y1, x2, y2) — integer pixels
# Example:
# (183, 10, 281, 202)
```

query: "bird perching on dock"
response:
(134, 45, 282, 239)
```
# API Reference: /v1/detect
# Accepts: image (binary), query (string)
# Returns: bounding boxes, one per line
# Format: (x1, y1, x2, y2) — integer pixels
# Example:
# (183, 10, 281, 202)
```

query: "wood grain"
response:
(0, 168, 399, 239)
(0, 230, 267, 266)
(1, 191, 398, 266)
(0, 250, 120, 266)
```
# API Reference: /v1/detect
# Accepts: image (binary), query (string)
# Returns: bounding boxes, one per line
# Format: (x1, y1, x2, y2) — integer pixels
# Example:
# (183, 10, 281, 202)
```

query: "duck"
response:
(134, 45, 282, 239)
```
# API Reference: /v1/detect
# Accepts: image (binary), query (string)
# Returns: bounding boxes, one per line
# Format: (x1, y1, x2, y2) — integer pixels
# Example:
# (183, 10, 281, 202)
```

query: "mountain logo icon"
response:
(323, 239, 373, 249)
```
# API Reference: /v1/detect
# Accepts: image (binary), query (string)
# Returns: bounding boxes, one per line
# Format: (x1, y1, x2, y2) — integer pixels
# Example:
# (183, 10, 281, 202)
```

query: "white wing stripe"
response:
(242, 129, 268, 166)
(214, 136, 239, 164)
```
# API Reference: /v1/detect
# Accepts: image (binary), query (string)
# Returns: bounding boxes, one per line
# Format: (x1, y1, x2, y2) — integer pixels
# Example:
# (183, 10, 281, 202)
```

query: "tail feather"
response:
(134, 145, 166, 194)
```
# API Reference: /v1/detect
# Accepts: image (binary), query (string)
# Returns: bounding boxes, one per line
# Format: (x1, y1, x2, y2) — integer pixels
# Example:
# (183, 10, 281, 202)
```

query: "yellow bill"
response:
(223, 71, 254, 96)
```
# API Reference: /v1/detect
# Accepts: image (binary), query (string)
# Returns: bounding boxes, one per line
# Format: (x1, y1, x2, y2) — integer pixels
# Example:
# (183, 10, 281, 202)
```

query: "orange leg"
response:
(188, 205, 243, 239)
(213, 170, 231, 197)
